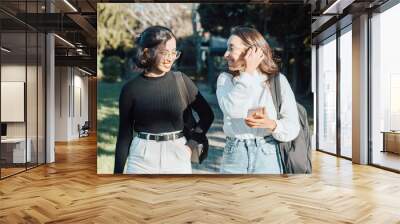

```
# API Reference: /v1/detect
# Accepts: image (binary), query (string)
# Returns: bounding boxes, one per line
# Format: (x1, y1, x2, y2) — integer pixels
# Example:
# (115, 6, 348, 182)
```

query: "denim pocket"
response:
(260, 143, 276, 156)
(224, 140, 238, 154)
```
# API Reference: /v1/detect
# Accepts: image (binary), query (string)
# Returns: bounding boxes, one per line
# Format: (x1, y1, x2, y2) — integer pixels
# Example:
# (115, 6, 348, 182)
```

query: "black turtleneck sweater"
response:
(114, 71, 214, 173)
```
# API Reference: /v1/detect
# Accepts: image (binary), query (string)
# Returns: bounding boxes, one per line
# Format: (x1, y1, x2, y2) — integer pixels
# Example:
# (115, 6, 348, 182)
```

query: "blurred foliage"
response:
(97, 80, 125, 174)
(197, 4, 312, 99)
(97, 3, 196, 81)
(197, 4, 310, 45)
(101, 56, 124, 83)
(97, 4, 139, 81)
(176, 35, 197, 70)
(97, 4, 139, 58)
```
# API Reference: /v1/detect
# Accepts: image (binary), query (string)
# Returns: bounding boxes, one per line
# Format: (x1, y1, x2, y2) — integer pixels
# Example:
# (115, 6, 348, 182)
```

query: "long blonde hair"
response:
(229, 26, 279, 80)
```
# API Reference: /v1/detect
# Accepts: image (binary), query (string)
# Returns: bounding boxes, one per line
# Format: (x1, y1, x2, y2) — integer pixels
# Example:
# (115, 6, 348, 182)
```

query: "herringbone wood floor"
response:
(1, 134, 400, 224)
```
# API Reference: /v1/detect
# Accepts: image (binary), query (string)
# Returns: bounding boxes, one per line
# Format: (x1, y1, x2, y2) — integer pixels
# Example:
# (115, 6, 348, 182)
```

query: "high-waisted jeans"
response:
(220, 135, 283, 174)
(125, 131, 192, 174)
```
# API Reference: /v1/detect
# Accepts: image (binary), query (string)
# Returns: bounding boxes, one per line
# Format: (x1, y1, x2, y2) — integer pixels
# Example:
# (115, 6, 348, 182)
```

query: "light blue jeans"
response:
(220, 135, 283, 174)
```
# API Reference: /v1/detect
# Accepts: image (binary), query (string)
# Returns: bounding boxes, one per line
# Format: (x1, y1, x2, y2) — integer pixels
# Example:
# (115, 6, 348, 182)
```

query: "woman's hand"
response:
(184, 145, 192, 156)
(244, 112, 277, 131)
(243, 46, 264, 74)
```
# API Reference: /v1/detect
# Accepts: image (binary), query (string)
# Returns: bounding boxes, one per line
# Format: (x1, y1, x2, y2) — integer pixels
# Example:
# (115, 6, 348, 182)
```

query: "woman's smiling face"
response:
(151, 38, 180, 73)
(224, 35, 248, 71)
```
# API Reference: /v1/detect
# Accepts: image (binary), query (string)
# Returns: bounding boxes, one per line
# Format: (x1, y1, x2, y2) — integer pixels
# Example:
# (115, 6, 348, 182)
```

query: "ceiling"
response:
(0, 0, 97, 74)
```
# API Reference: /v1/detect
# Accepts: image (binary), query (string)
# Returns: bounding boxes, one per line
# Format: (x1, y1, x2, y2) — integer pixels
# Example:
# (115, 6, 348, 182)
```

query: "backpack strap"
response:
(174, 71, 190, 108)
(269, 73, 288, 173)
(269, 73, 283, 120)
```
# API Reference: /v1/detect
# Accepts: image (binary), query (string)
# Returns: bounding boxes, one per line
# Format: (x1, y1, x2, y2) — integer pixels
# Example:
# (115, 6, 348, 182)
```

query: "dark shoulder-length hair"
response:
(228, 26, 279, 80)
(134, 26, 176, 70)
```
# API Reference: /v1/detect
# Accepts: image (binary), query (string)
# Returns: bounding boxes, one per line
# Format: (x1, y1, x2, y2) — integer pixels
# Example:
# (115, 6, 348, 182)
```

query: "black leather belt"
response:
(137, 132, 184, 141)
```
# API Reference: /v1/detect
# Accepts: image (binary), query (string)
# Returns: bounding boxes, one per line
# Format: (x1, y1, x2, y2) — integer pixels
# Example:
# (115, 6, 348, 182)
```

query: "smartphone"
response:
(247, 107, 265, 118)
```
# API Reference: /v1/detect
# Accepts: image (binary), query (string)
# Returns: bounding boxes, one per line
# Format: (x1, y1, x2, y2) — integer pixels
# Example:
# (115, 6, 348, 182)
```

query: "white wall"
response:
(72, 72, 89, 138)
(1, 64, 26, 140)
(1, 82, 25, 122)
(1, 64, 26, 81)
(1, 63, 46, 164)
(54, 67, 89, 141)
(55, 66, 69, 141)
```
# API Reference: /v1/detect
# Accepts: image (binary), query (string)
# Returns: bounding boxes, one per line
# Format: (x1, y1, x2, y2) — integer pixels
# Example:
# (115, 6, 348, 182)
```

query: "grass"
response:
(97, 80, 125, 174)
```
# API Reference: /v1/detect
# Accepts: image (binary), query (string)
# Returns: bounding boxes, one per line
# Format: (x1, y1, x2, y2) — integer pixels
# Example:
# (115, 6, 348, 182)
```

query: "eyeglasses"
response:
(158, 50, 181, 59)
(226, 46, 247, 54)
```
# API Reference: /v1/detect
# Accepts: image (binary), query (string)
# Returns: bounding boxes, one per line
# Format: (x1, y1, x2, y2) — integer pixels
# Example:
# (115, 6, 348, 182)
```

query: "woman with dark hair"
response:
(114, 26, 214, 174)
(216, 26, 300, 174)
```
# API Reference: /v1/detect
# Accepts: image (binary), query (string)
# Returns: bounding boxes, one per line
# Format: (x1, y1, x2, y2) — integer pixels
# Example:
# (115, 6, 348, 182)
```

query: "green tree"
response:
(97, 4, 139, 56)
(197, 4, 312, 97)
(101, 56, 123, 83)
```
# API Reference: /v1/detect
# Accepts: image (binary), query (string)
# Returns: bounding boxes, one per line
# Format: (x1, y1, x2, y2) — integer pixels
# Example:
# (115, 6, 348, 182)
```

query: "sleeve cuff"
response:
(185, 130, 206, 151)
(271, 119, 282, 135)
(185, 139, 200, 151)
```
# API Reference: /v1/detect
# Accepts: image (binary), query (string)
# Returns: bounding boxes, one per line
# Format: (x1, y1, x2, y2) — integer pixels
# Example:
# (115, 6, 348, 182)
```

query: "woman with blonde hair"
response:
(216, 26, 300, 174)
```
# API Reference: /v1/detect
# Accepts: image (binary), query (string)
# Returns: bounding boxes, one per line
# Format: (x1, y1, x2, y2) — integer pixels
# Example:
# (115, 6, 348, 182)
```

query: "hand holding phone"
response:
(247, 107, 265, 118)
(245, 106, 276, 130)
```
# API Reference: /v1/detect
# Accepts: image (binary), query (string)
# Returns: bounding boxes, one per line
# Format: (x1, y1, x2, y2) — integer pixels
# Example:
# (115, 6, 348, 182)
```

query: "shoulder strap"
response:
(174, 71, 190, 108)
(269, 73, 283, 119)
